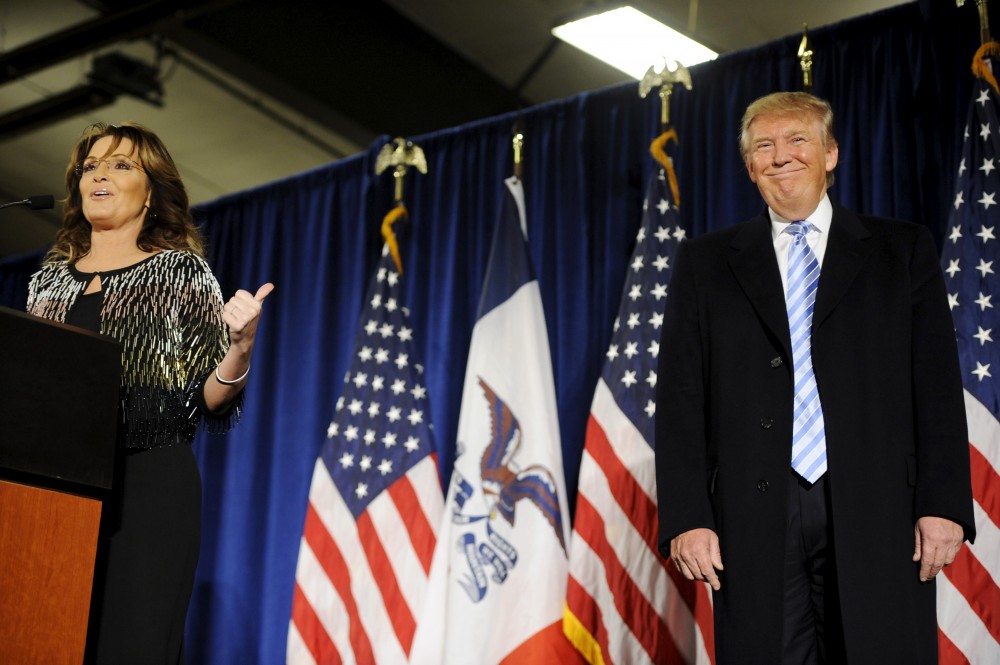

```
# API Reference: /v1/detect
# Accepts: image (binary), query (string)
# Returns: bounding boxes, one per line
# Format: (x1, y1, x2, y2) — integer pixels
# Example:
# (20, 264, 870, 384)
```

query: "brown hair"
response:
(45, 122, 204, 264)
(739, 92, 837, 188)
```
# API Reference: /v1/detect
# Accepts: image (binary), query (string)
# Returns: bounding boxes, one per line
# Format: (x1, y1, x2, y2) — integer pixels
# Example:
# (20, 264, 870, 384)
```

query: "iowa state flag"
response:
(410, 177, 578, 664)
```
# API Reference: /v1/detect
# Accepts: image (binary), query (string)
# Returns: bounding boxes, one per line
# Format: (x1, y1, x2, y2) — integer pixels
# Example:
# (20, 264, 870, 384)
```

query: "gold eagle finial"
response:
(639, 60, 692, 131)
(374, 137, 428, 274)
(375, 136, 427, 203)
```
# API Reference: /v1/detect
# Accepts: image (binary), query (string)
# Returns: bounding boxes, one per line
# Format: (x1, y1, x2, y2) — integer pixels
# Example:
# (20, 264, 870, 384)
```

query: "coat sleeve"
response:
(909, 226, 976, 542)
(175, 253, 244, 432)
(655, 239, 714, 555)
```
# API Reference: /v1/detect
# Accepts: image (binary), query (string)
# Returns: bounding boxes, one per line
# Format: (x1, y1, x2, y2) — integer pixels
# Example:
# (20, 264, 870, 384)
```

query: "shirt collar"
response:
(769, 193, 833, 239)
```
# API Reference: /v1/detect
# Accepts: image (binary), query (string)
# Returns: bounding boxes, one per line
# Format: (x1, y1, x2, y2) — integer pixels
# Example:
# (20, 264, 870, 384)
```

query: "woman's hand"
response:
(223, 283, 274, 351)
(205, 282, 274, 411)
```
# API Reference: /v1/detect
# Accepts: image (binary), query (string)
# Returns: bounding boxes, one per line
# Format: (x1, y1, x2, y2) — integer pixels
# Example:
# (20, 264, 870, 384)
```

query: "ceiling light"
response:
(552, 5, 717, 79)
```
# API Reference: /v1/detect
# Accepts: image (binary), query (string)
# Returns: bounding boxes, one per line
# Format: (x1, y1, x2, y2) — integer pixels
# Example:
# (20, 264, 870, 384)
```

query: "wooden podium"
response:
(0, 306, 120, 665)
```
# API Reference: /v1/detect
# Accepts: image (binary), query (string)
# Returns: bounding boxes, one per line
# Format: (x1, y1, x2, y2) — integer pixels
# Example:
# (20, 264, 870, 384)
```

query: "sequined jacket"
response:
(27, 250, 241, 449)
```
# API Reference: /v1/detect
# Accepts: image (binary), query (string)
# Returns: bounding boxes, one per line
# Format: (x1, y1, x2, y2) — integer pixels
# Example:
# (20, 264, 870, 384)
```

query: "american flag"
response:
(287, 241, 444, 664)
(564, 167, 715, 664)
(938, 76, 1000, 664)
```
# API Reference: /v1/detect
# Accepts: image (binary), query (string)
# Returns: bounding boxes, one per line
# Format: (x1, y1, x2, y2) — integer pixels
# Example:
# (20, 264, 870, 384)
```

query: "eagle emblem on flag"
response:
(446, 377, 567, 602)
(478, 377, 566, 553)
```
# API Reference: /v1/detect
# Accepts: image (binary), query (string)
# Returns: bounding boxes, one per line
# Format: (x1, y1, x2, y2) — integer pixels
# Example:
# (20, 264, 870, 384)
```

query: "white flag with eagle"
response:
(410, 176, 578, 664)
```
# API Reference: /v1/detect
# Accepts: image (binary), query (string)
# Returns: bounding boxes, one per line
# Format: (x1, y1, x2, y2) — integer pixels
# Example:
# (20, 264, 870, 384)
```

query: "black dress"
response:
(56, 258, 230, 665)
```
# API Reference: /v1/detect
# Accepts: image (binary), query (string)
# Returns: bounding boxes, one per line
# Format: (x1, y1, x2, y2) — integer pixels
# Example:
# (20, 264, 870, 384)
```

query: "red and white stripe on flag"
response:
(565, 379, 715, 665)
(286, 240, 445, 663)
(937, 71, 1000, 663)
(563, 166, 714, 664)
(288, 454, 443, 664)
(936, 391, 1000, 664)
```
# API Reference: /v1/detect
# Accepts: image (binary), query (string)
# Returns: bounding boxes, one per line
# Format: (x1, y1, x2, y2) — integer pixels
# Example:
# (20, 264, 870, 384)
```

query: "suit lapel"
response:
(814, 206, 873, 327)
(728, 214, 792, 358)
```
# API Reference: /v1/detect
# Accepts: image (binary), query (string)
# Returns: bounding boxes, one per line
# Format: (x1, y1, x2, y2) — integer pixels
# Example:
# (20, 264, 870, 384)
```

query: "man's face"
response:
(744, 112, 838, 220)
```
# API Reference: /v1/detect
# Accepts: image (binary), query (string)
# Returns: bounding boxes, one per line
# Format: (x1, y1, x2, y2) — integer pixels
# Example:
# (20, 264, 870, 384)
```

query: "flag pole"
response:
(564, 54, 711, 662)
(374, 136, 428, 273)
(957, 0, 992, 44)
(960, 0, 1000, 96)
(639, 61, 691, 206)
(798, 24, 814, 93)
(956, 0, 992, 43)
(512, 117, 524, 181)
(289, 131, 443, 662)
(977, 0, 992, 42)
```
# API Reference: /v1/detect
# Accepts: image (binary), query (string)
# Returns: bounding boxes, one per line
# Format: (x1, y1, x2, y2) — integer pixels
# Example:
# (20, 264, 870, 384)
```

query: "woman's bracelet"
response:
(216, 364, 250, 385)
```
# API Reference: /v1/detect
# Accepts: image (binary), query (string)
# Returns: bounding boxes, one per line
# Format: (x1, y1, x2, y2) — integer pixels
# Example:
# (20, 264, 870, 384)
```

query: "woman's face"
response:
(78, 135, 151, 231)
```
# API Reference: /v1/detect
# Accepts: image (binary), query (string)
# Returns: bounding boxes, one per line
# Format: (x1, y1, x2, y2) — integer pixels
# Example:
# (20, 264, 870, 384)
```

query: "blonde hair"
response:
(739, 92, 836, 188)
(46, 122, 205, 264)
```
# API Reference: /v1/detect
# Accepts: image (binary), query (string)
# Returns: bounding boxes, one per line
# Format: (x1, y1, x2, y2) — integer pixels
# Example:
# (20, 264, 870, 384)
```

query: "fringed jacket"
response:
(28, 250, 241, 449)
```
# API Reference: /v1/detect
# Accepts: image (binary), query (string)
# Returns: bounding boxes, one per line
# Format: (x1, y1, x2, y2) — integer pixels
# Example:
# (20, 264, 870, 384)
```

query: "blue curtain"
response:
(0, 250, 43, 310)
(0, 3, 985, 663)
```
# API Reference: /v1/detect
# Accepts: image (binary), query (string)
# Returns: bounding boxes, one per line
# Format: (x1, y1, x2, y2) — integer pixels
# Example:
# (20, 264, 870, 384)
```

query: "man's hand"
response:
(670, 527, 724, 591)
(913, 516, 964, 582)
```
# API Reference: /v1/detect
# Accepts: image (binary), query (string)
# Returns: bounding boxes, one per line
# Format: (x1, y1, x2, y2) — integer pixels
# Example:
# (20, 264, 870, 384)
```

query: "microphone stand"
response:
(0, 196, 54, 211)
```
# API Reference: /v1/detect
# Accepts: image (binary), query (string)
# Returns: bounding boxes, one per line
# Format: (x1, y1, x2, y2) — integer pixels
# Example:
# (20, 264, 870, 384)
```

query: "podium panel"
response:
(0, 306, 121, 662)
(0, 480, 102, 664)
(0, 306, 120, 490)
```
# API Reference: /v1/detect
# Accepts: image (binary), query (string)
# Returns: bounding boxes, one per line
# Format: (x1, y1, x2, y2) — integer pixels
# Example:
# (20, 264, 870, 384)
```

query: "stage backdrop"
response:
(0, 3, 984, 663)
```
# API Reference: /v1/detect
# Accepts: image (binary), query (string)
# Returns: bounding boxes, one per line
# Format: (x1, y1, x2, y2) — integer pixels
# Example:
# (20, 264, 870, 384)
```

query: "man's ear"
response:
(825, 141, 839, 174)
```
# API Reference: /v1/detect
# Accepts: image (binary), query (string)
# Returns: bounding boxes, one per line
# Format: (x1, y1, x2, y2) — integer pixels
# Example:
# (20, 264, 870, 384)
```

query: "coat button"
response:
(757, 480, 769, 492)
(770, 356, 783, 368)
(760, 417, 773, 429)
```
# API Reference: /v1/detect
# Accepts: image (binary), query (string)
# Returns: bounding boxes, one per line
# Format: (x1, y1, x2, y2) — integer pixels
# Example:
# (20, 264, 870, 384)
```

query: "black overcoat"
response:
(655, 205, 975, 664)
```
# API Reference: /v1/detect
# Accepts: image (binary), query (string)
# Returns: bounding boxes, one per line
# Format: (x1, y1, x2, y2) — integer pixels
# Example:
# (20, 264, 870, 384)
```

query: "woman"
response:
(26, 122, 272, 663)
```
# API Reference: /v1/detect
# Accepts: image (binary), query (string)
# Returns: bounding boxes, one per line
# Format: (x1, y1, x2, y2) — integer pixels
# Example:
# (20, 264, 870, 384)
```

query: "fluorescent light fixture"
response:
(552, 6, 717, 79)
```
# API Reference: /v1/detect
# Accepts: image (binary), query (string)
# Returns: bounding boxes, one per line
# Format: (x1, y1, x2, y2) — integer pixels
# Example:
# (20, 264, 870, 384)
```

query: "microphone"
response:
(0, 195, 55, 211)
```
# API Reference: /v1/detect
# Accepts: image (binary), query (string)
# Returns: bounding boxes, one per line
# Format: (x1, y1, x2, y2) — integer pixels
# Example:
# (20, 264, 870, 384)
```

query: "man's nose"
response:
(772, 141, 792, 164)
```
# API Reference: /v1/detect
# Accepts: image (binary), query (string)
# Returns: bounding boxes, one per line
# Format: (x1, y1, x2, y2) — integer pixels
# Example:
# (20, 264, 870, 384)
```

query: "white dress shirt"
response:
(770, 194, 833, 296)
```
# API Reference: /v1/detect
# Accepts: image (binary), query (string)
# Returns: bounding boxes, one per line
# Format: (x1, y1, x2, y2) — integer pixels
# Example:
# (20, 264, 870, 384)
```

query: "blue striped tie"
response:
(785, 222, 827, 483)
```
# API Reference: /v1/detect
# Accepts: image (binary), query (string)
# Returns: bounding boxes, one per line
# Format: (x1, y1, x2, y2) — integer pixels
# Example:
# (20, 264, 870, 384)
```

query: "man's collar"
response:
(768, 194, 832, 236)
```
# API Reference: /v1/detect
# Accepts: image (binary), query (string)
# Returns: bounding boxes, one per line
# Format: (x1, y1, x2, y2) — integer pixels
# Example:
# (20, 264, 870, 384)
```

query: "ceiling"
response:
(0, 0, 909, 259)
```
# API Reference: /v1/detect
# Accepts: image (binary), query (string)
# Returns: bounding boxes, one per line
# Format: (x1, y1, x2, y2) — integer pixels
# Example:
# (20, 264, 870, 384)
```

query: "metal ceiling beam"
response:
(0, 0, 240, 85)
(0, 85, 116, 137)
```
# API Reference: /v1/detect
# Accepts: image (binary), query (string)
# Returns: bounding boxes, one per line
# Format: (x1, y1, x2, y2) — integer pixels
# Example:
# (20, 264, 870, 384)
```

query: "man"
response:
(655, 91, 975, 664)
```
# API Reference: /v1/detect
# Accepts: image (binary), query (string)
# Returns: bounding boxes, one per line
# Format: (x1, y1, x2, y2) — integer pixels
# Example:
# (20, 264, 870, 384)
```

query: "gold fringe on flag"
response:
(973, 40, 1000, 95)
(381, 204, 408, 274)
(650, 129, 682, 207)
(562, 604, 607, 665)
